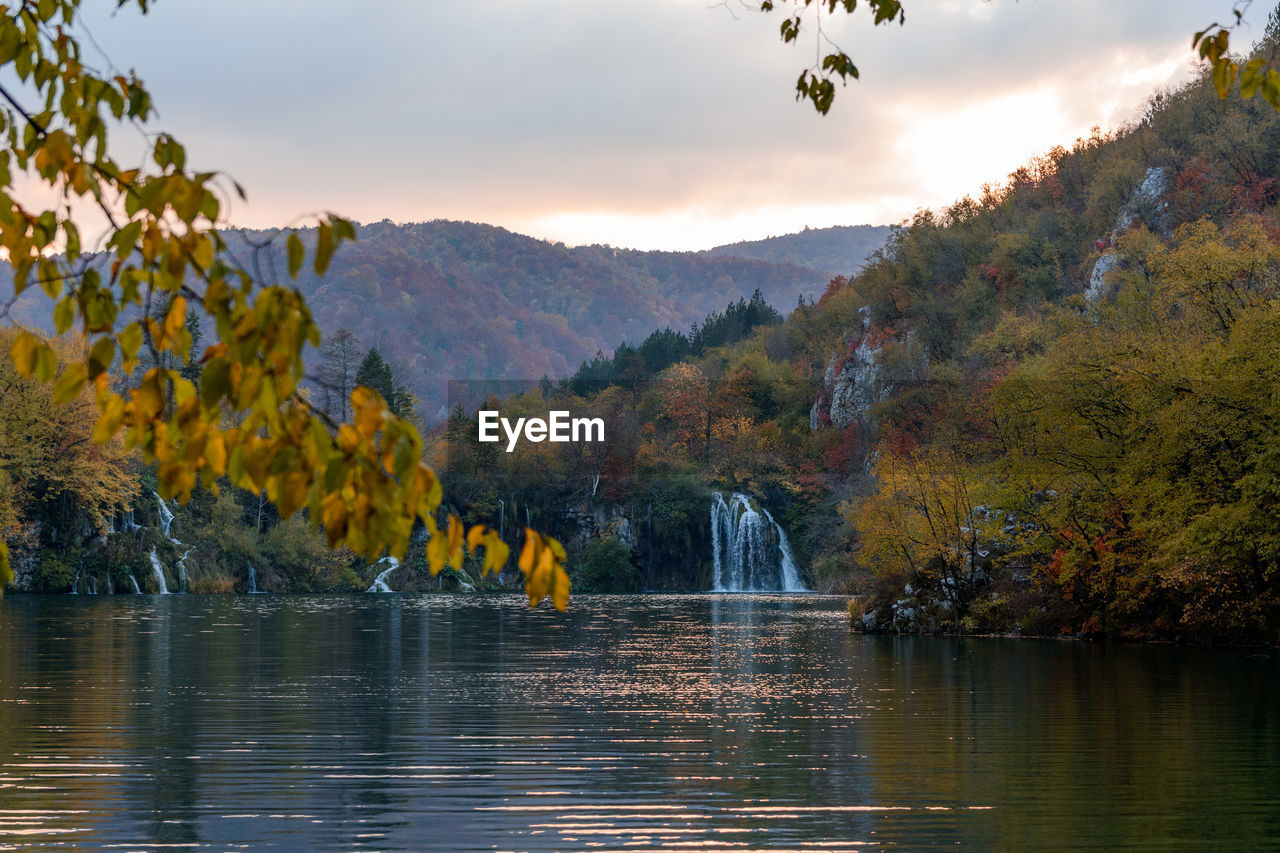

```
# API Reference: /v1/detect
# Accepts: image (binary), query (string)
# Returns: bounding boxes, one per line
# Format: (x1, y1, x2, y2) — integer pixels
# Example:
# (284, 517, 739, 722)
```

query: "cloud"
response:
(60, 0, 1272, 249)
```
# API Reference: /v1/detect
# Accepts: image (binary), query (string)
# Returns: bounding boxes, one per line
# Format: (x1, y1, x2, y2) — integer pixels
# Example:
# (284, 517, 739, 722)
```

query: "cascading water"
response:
(149, 492, 190, 592)
(710, 492, 806, 592)
(247, 562, 262, 593)
(761, 507, 805, 592)
(176, 549, 191, 593)
(366, 556, 400, 592)
(129, 573, 141, 594)
(148, 546, 170, 594)
(154, 493, 179, 543)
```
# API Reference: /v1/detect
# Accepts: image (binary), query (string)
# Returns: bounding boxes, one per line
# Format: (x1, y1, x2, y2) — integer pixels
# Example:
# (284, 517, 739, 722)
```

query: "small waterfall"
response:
(176, 549, 191, 593)
(69, 567, 80, 594)
(87, 576, 97, 595)
(129, 573, 141, 594)
(154, 493, 178, 543)
(709, 492, 806, 592)
(148, 547, 170, 594)
(247, 562, 262, 593)
(761, 507, 805, 592)
(151, 492, 191, 591)
(366, 556, 400, 592)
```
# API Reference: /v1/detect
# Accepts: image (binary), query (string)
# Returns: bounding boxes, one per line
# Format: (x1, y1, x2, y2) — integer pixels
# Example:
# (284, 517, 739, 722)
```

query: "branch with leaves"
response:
(762, 1, 1280, 115)
(0, 0, 569, 603)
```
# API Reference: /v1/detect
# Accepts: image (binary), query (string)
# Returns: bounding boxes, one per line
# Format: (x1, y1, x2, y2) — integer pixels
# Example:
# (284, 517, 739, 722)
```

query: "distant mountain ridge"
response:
(279, 220, 837, 416)
(704, 224, 891, 275)
(1, 219, 887, 420)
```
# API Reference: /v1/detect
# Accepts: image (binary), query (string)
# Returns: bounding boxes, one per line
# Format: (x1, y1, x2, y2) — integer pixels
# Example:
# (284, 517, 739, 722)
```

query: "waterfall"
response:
(148, 547, 170, 594)
(129, 573, 141, 594)
(176, 549, 191, 593)
(761, 507, 805, 592)
(366, 556, 400, 592)
(151, 492, 190, 591)
(709, 492, 806, 592)
(69, 567, 80, 594)
(154, 493, 179, 543)
(247, 562, 261, 593)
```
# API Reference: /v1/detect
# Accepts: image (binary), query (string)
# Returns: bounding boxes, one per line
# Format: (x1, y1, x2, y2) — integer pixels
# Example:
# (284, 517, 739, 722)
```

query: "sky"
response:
(64, 0, 1275, 251)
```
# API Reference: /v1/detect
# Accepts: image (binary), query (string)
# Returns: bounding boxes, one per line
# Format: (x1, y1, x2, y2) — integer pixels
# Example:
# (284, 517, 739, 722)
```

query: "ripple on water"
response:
(0, 593, 1277, 850)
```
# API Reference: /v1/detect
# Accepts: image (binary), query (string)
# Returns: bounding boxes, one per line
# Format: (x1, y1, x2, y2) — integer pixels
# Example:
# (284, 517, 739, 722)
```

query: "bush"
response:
(575, 536, 641, 593)
(32, 552, 75, 592)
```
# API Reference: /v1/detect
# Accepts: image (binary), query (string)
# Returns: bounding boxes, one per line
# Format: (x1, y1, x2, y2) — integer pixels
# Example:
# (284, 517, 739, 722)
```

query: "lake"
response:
(1, 593, 1277, 850)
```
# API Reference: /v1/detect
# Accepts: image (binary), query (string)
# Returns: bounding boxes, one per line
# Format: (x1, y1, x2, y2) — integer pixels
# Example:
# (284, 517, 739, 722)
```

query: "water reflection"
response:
(0, 594, 1276, 850)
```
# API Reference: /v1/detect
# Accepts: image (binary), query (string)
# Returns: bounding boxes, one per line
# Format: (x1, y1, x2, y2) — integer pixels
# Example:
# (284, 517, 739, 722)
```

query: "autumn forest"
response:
(4, 9, 1280, 647)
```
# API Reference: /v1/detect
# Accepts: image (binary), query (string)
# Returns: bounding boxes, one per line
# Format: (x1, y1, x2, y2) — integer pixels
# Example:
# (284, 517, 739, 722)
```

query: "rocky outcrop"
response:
(811, 307, 926, 431)
(1086, 166, 1170, 302)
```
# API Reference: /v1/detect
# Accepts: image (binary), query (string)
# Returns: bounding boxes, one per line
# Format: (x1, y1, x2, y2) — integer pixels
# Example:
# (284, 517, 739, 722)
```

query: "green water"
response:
(0, 593, 1276, 850)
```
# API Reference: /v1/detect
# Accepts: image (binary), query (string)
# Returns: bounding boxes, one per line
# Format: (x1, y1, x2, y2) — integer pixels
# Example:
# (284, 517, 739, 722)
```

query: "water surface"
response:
(1, 593, 1277, 850)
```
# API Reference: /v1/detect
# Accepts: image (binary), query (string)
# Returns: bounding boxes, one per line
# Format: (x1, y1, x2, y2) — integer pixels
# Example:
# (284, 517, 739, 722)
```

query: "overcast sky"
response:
(69, 0, 1273, 250)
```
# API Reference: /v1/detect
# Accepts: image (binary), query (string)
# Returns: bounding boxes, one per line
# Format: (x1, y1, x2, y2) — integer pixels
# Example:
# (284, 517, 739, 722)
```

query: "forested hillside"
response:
(0, 220, 832, 421)
(704, 225, 891, 274)
(246, 221, 833, 419)
(446, 22, 1280, 642)
(10, 17, 1280, 646)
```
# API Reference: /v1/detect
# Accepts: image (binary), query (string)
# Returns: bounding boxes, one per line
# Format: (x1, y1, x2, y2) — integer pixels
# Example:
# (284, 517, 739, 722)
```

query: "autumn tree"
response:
(848, 442, 996, 619)
(0, 0, 564, 603)
(0, 328, 138, 561)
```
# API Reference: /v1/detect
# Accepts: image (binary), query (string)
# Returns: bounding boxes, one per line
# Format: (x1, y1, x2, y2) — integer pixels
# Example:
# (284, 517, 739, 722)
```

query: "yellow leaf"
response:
(446, 514, 464, 570)
(467, 524, 486, 552)
(53, 362, 87, 404)
(206, 430, 227, 474)
(32, 342, 56, 382)
(426, 528, 449, 575)
(551, 563, 570, 612)
(482, 530, 510, 577)
(351, 386, 386, 438)
(518, 528, 537, 575)
(92, 393, 125, 444)
(9, 330, 39, 376)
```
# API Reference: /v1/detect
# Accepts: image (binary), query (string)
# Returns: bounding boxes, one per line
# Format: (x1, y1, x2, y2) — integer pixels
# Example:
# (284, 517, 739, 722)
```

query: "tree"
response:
(0, 0, 566, 604)
(0, 328, 138, 561)
(316, 327, 359, 423)
(355, 348, 395, 412)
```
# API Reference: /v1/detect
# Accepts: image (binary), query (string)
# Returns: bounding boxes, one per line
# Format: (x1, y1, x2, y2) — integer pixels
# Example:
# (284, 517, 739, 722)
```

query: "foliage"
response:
(758, 0, 904, 114)
(451, 41, 1280, 637)
(762, 0, 1280, 117)
(0, 0, 566, 605)
(0, 327, 137, 554)
(703, 224, 892, 274)
(354, 347, 412, 419)
(575, 536, 641, 593)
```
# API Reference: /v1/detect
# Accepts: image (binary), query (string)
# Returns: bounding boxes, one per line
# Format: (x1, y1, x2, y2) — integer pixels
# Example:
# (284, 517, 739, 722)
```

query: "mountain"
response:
(0, 219, 834, 418)
(279, 220, 831, 417)
(703, 225, 891, 275)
